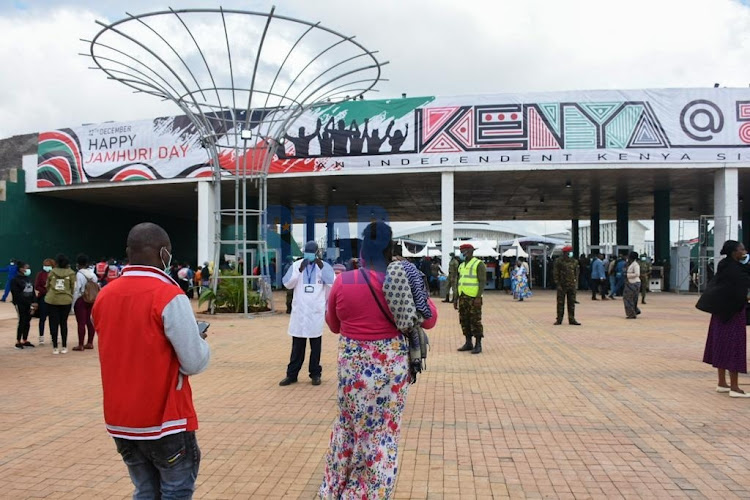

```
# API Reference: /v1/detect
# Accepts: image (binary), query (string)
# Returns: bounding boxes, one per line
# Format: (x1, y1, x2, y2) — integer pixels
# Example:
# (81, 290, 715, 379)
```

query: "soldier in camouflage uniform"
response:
(639, 255, 652, 304)
(443, 253, 459, 303)
(553, 245, 581, 325)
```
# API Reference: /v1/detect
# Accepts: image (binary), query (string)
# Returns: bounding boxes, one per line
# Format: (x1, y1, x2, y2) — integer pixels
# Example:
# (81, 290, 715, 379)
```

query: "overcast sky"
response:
(2, 0, 748, 239)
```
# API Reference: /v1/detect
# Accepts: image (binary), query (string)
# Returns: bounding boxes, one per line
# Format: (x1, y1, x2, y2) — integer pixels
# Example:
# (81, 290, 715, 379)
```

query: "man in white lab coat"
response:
(279, 241, 335, 386)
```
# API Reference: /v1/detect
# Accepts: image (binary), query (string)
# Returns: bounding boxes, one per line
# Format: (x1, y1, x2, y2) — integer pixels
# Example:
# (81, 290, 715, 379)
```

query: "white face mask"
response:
(741, 254, 750, 265)
(567, 252, 574, 258)
(160, 247, 173, 272)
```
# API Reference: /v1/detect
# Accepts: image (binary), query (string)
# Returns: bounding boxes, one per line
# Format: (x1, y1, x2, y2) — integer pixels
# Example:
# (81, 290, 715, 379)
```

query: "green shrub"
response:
(198, 269, 269, 313)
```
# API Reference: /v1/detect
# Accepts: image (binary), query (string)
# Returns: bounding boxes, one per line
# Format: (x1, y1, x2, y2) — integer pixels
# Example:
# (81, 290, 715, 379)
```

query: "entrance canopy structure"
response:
(86, 7, 386, 313)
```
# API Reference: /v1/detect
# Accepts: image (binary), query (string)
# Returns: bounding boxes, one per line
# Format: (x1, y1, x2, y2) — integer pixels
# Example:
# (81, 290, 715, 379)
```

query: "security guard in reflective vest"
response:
(456, 243, 486, 354)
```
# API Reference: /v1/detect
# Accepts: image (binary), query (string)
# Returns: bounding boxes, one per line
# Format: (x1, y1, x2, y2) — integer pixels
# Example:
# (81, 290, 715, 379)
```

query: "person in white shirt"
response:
(279, 241, 335, 386)
(623, 251, 642, 319)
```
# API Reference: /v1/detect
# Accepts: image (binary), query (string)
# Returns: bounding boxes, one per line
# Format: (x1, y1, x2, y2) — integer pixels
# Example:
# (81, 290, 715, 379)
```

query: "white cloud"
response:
(2, 0, 750, 138)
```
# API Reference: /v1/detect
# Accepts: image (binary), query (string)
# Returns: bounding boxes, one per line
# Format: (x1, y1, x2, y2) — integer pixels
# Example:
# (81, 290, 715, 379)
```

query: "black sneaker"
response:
(14, 343, 24, 350)
(23, 341, 35, 348)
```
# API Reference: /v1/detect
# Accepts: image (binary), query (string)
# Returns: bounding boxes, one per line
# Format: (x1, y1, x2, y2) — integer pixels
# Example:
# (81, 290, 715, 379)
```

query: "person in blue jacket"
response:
(590, 253, 608, 300)
(0, 259, 18, 302)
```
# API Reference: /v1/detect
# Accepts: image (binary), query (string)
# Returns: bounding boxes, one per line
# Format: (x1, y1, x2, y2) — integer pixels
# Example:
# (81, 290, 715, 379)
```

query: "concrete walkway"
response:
(1, 290, 749, 499)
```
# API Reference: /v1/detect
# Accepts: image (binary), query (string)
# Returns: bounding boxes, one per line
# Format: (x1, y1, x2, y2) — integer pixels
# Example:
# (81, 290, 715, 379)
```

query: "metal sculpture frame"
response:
(86, 7, 386, 314)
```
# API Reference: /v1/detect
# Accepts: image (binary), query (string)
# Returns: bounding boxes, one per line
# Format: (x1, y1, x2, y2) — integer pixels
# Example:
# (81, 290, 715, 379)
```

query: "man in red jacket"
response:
(92, 222, 211, 499)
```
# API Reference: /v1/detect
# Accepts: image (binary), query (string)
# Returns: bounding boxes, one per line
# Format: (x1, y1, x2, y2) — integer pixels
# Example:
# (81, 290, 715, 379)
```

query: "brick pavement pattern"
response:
(1, 290, 750, 499)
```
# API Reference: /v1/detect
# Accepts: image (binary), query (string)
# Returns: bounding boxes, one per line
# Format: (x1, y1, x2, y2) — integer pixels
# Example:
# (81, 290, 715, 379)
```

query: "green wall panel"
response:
(0, 170, 197, 284)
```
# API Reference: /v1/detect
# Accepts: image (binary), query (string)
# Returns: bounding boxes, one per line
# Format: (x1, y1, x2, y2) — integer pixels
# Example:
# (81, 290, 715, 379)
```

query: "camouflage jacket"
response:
(639, 260, 652, 278)
(553, 256, 579, 289)
(448, 257, 459, 281)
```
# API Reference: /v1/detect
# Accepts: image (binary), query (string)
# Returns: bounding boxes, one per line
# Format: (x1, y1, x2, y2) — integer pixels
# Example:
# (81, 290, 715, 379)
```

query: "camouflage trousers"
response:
(458, 294, 483, 339)
(556, 287, 577, 322)
(286, 289, 294, 313)
(640, 276, 649, 301)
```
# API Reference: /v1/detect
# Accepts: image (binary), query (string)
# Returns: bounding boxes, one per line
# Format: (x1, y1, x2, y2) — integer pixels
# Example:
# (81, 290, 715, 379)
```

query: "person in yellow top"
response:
(500, 258, 511, 294)
(455, 244, 487, 354)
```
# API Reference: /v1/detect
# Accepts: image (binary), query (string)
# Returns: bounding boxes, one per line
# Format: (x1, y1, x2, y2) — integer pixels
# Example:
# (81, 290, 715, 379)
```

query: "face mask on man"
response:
(23, 269, 31, 277)
(567, 252, 574, 258)
(304, 252, 317, 262)
(43, 265, 52, 272)
(741, 254, 750, 265)
(160, 247, 173, 272)
(458, 253, 466, 262)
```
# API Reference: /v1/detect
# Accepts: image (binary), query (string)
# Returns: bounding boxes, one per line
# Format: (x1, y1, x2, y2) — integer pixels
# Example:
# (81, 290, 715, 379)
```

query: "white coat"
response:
(283, 259, 335, 338)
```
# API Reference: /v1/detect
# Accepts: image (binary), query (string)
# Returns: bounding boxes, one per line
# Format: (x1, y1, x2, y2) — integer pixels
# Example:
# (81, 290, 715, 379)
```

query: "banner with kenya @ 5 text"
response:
(36, 88, 750, 187)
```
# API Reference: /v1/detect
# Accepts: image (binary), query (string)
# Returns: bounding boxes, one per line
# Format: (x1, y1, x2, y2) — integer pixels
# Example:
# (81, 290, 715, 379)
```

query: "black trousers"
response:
(15, 303, 31, 342)
(591, 279, 607, 299)
(286, 336, 322, 379)
(48, 303, 72, 348)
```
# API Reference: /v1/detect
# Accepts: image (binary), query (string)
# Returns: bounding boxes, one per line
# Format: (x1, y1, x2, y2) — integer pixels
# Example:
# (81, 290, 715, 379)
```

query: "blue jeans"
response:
(115, 431, 201, 499)
(614, 276, 625, 296)
(608, 275, 616, 296)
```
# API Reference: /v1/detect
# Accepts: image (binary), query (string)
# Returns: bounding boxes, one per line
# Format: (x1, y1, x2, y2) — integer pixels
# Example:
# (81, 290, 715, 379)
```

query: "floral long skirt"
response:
(319, 335, 410, 499)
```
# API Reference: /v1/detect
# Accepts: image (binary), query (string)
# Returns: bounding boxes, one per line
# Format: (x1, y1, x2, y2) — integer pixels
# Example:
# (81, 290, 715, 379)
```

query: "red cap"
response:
(459, 243, 475, 251)
(562, 245, 573, 252)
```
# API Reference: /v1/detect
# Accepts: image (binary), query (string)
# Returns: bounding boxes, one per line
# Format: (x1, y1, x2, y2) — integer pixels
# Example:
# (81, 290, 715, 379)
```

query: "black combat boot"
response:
(457, 336, 473, 351)
(471, 338, 482, 354)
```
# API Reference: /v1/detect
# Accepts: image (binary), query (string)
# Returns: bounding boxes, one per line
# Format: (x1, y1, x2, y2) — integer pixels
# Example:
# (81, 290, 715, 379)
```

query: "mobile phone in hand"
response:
(197, 321, 210, 339)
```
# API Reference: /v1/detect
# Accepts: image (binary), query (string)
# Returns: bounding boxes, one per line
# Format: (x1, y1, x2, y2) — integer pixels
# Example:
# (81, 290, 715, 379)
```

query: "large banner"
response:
(36, 88, 750, 187)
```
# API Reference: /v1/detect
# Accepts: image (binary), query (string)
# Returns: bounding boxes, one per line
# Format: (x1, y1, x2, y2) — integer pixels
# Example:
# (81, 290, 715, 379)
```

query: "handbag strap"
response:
(359, 268, 397, 328)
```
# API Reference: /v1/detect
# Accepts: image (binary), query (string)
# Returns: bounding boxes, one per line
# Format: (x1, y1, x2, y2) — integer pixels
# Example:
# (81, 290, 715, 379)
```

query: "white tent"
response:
(501, 238, 529, 258)
(453, 239, 500, 258)
(403, 239, 441, 258)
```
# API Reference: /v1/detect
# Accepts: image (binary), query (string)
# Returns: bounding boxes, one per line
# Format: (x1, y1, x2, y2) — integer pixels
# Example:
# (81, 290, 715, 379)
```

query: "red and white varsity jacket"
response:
(92, 265, 211, 440)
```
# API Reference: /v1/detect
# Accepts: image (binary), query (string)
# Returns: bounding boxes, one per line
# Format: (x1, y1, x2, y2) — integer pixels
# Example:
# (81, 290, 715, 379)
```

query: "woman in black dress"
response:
(697, 240, 750, 398)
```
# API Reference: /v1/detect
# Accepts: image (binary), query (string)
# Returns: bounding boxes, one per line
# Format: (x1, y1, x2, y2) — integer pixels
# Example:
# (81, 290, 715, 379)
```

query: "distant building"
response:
(577, 221, 649, 256)
(393, 221, 523, 247)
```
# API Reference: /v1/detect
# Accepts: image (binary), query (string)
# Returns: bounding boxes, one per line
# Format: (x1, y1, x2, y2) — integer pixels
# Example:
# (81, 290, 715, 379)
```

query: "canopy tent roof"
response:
(401, 239, 442, 258)
(453, 239, 499, 258)
(501, 238, 529, 258)
(498, 235, 566, 247)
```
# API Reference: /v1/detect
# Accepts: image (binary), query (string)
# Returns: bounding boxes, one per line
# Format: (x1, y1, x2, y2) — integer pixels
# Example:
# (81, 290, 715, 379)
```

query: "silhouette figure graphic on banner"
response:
(348, 120, 366, 155)
(364, 119, 394, 153)
(318, 117, 334, 156)
(331, 119, 355, 155)
(389, 123, 409, 153)
(284, 120, 321, 157)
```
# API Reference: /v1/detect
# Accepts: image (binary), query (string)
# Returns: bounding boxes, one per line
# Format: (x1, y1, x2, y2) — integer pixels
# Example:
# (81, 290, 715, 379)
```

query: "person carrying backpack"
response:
(11, 261, 36, 349)
(72, 254, 99, 351)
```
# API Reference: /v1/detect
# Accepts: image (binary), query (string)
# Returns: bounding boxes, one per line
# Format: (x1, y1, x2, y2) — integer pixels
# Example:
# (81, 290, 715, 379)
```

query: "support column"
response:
(441, 172, 454, 273)
(305, 215, 315, 244)
(714, 168, 739, 263)
(616, 202, 629, 247)
(742, 203, 750, 251)
(590, 212, 600, 248)
(197, 181, 216, 267)
(280, 206, 293, 264)
(326, 221, 335, 259)
(654, 190, 670, 263)
(571, 219, 580, 257)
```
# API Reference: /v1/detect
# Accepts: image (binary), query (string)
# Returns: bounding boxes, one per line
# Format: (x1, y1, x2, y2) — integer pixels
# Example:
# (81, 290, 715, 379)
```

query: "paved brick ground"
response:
(1, 289, 750, 499)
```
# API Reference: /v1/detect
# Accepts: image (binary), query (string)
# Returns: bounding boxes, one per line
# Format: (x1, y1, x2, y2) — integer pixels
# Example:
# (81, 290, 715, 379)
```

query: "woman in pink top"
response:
(320, 222, 438, 499)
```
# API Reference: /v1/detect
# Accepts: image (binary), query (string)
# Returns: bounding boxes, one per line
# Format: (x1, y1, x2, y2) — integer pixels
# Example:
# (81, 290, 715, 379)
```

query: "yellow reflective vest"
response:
(458, 258, 481, 297)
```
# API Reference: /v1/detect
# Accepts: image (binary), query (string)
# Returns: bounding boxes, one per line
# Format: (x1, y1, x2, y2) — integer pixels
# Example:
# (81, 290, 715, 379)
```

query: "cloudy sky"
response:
(2, 0, 749, 239)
